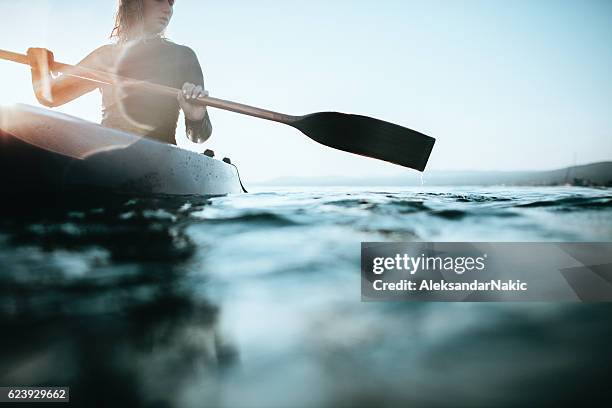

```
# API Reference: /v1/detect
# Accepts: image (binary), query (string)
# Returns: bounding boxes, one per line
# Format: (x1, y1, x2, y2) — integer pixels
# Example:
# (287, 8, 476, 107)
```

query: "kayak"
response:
(0, 104, 245, 196)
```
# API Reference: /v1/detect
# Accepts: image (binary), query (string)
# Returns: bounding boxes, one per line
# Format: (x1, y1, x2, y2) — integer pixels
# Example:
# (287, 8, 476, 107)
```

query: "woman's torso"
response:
(98, 38, 202, 144)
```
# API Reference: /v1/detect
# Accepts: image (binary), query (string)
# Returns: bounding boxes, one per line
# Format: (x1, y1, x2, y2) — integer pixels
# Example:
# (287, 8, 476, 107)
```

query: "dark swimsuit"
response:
(101, 37, 211, 144)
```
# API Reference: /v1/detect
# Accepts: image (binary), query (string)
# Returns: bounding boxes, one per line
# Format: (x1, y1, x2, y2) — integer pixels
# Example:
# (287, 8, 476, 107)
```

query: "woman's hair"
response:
(110, 0, 146, 43)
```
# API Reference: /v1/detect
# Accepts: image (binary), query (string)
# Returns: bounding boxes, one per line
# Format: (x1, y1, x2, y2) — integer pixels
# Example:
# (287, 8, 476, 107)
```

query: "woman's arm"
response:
(178, 47, 213, 143)
(28, 45, 113, 108)
(179, 82, 213, 143)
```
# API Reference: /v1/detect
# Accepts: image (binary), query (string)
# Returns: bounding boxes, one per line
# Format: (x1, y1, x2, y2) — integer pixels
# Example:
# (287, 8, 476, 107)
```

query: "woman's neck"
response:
(137, 32, 163, 41)
(120, 29, 163, 44)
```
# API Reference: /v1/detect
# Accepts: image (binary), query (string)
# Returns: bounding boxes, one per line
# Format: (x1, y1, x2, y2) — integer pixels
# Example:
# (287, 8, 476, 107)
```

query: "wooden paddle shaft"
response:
(0, 48, 299, 124)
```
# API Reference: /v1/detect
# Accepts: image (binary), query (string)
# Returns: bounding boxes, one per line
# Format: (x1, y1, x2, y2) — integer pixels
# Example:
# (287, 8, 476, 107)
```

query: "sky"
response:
(1, 0, 611, 183)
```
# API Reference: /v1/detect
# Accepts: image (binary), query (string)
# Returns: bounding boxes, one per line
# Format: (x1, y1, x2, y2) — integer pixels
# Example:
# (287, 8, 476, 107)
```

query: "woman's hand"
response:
(178, 82, 208, 122)
(27, 48, 57, 106)
(27, 47, 56, 75)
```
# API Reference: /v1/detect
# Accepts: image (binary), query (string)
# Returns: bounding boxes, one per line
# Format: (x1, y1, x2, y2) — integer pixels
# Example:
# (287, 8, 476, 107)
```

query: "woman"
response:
(27, 0, 212, 144)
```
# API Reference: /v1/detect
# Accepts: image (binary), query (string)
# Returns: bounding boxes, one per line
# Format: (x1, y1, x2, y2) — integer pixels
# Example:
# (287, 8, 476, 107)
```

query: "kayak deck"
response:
(0, 104, 244, 196)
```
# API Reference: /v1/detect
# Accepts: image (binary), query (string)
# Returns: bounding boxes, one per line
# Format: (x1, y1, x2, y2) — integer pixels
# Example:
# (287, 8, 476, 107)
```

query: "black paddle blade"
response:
(290, 112, 435, 171)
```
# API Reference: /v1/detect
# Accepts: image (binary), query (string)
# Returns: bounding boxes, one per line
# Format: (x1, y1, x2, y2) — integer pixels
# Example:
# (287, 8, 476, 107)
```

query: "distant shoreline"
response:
(252, 161, 612, 187)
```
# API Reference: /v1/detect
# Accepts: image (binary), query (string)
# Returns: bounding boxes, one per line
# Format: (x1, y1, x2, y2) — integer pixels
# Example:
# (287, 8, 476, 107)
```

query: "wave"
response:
(517, 196, 612, 209)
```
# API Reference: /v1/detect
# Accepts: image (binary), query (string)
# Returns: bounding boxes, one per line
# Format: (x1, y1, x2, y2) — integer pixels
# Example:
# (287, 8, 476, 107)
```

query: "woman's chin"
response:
(144, 24, 167, 37)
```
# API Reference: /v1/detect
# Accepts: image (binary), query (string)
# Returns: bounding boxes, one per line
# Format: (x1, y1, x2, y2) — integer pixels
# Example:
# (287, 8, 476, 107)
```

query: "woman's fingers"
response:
(190, 85, 199, 100)
(27, 48, 54, 70)
(181, 82, 195, 99)
(181, 82, 208, 101)
(191, 85, 208, 100)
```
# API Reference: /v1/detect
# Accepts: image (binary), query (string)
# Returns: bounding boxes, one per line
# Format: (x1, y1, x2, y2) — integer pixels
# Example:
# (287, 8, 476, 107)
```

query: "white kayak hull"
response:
(0, 104, 244, 196)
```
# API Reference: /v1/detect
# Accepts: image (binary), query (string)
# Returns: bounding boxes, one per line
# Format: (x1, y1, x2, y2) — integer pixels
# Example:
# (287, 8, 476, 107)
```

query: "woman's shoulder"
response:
(78, 44, 117, 70)
(161, 39, 199, 59)
(87, 44, 118, 59)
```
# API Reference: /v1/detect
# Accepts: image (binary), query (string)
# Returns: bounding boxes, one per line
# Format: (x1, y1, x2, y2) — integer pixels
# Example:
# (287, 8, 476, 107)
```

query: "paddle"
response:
(0, 48, 435, 171)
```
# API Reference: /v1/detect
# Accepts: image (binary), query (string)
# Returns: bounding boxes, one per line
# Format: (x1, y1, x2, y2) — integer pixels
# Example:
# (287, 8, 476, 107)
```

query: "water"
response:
(1, 186, 611, 407)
